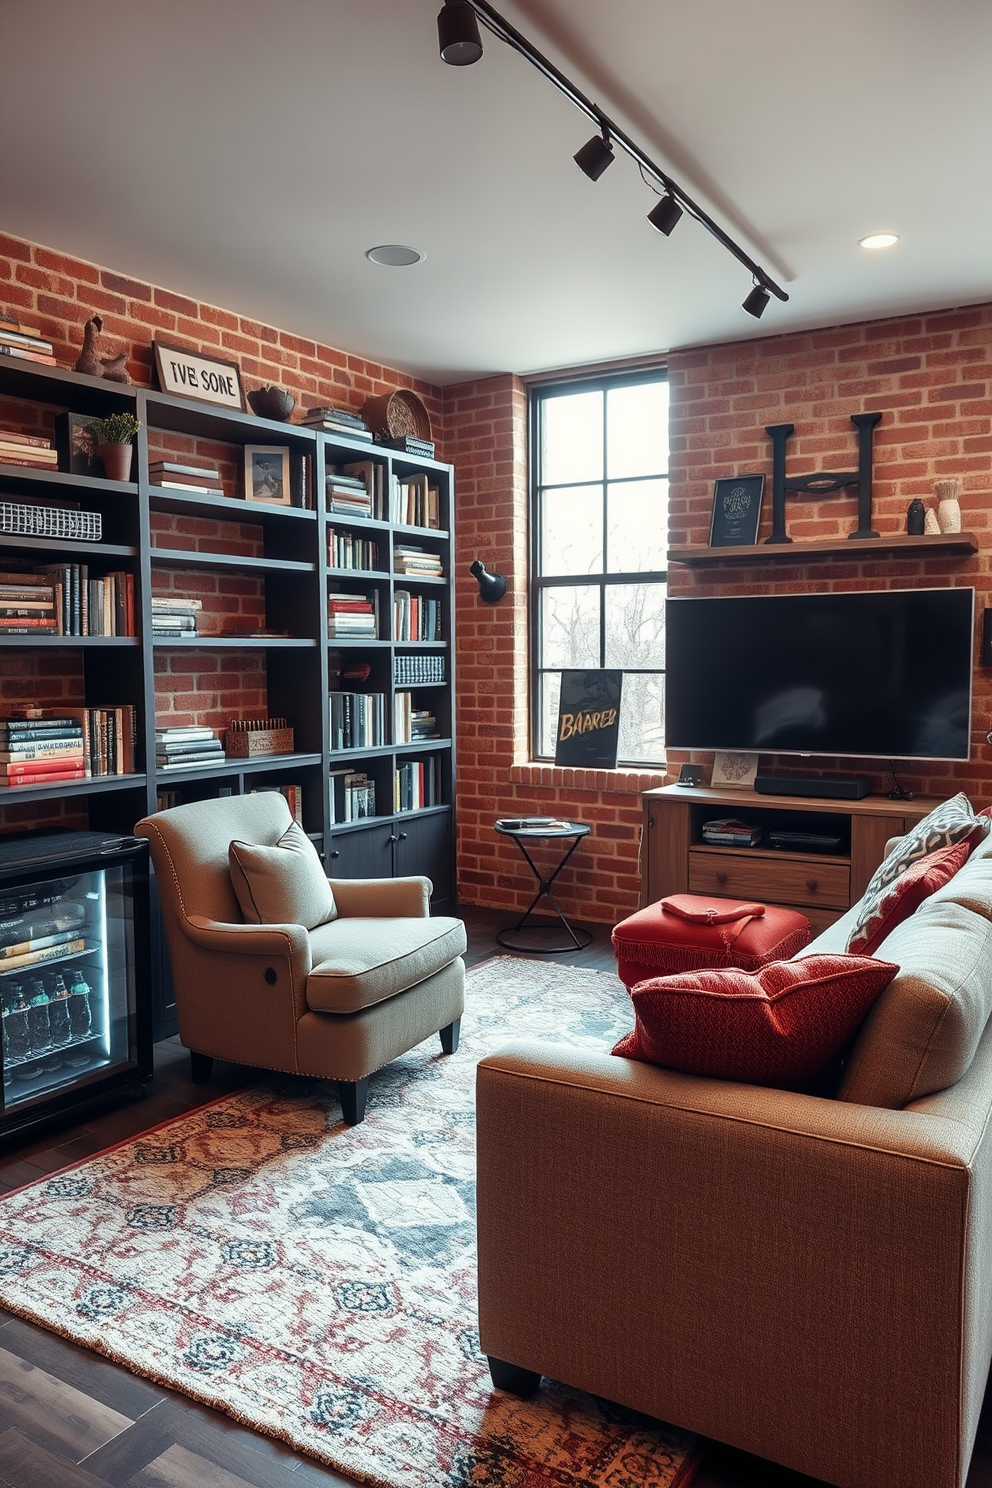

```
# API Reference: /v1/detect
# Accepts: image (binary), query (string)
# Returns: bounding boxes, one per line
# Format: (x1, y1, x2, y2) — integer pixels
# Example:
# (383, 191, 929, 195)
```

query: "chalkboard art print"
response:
(709, 474, 764, 547)
(554, 669, 623, 769)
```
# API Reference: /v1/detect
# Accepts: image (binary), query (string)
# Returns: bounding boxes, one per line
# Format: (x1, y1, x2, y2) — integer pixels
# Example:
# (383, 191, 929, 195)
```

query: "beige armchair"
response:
(136, 793, 465, 1124)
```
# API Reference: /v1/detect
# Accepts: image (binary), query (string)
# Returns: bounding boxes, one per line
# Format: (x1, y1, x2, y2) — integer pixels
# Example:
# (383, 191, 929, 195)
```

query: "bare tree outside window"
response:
(531, 372, 668, 765)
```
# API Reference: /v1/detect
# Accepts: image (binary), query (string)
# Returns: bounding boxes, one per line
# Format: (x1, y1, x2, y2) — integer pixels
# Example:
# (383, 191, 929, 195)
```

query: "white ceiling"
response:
(4, 1, 991, 385)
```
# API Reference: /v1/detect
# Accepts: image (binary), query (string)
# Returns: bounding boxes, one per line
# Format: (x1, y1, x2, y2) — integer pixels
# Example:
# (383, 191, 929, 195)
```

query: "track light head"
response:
(469, 559, 507, 603)
(437, 0, 483, 65)
(646, 194, 683, 237)
(742, 283, 771, 319)
(573, 131, 614, 182)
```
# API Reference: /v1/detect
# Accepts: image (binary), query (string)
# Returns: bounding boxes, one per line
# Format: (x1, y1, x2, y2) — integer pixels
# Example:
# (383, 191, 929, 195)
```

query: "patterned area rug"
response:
(0, 956, 698, 1487)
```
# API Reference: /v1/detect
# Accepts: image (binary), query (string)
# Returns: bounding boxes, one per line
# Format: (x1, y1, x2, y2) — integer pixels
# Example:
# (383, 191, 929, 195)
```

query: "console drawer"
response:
(688, 849, 851, 910)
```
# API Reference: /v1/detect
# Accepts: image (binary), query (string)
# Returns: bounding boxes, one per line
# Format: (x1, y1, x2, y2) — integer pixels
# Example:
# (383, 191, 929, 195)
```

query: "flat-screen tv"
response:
(666, 587, 974, 762)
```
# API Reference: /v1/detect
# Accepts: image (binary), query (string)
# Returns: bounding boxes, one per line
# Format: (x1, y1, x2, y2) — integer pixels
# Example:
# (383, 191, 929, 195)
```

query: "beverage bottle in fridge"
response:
(47, 973, 72, 1047)
(4, 981, 31, 1066)
(67, 968, 93, 1039)
(26, 976, 51, 1055)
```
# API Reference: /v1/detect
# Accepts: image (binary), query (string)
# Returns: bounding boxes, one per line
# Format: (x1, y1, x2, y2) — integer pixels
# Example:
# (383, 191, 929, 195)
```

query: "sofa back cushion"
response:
(846, 840, 971, 955)
(838, 898, 992, 1108)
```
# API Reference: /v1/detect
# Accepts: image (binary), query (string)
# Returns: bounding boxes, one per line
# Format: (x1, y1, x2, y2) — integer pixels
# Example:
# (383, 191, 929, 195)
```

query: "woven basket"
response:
(362, 389, 432, 442)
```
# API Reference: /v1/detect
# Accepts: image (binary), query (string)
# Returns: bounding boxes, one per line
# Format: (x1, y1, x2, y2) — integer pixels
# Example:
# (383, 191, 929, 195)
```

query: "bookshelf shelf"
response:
(0, 635, 139, 648)
(150, 547, 315, 575)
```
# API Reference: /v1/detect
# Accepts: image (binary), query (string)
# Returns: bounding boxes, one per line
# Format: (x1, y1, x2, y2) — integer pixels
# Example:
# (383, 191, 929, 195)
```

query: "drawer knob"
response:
(806, 877, 818, 892)
(716, 871, 727, 885)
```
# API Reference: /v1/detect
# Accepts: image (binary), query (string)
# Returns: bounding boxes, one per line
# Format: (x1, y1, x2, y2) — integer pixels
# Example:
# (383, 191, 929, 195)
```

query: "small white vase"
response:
(937, 498, 961, 533)
(924, 507, 941, 535)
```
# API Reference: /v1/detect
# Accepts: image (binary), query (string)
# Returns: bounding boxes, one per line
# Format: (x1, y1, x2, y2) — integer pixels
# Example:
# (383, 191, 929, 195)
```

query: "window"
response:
(530, 369, 669, 766)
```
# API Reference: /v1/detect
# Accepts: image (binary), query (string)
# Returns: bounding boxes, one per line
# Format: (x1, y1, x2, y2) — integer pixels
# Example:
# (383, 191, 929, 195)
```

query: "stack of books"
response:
(0, 571, 58, 634)
(701, 817, 762, 847)
(0, 430, 58, 470)
(3, 706, 136, 779)
(328, 692, 385, 751)
(149, 460, 223, 496)
(393, 757, 440, 813)
(151, 596, 201, 638)
(393, 545, 443, 578)
(390, 472, 440, 528)
(329, 769, 376, 822)
(303, 407, 372, 441)
(0, 716, 87, 787)
(248, 784, 304, 824)
(339, 460, 384, 517)
(393, 694, 440, 744)
(328, 590, 378, 640)
(32, 565, 134, 636)
(0, 315, 55, 366)
(329, 530, 380, 571)
(155, 725, 224, 770)
(326, 472, 372, 519)
(393, 589, 441, 641)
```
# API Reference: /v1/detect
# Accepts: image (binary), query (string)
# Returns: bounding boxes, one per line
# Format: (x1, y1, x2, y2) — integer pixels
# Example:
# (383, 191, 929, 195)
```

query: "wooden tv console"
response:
(641, 783, 943, 934)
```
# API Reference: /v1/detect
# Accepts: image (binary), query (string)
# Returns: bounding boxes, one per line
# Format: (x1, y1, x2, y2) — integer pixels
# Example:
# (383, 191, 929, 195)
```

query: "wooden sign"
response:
(154, 341, 245, 411)
(554, 669, 623, 768)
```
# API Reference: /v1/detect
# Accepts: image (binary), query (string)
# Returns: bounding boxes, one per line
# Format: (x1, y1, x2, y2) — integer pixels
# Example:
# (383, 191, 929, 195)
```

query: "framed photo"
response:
(244, 445, 291, 506)
(709, 475, 765, 547)
(53, 412, 104, 478)
(711, 751, 758, 790)
(153, 340, 245, 411)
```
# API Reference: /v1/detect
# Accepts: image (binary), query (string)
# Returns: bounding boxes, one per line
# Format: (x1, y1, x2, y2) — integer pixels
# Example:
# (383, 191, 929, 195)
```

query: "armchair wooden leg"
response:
(440, 1017, 461, 1055)
(338, 1077, 369, 1126)
(189, 1051, 213, 1084)
(487, 1356, 541, 1397)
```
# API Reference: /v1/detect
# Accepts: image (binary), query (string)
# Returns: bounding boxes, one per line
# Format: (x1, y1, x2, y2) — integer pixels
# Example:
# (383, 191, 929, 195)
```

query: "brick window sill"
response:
(509, 763, 668, 795)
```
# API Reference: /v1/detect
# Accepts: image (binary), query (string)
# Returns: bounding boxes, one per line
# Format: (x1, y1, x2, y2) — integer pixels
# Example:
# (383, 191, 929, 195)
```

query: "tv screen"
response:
(666, 587, 974, 762)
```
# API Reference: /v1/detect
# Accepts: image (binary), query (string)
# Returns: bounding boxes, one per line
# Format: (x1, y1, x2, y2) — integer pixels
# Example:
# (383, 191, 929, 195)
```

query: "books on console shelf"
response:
(339, 460, 385, 519)
(701, 817, 763, 847)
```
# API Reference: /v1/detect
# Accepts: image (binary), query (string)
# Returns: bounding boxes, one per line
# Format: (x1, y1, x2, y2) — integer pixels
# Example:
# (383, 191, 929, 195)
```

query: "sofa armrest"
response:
(330, 876, 431, 918)
(476, 1040, 982, 1488)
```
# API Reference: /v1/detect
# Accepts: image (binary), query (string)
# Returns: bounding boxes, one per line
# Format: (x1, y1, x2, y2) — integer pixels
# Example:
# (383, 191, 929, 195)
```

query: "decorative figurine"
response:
(74, 314, 131, 383)
(924, 507, 941, 535)
(935, 478, 962, 533)
(906, 498, 926, 535)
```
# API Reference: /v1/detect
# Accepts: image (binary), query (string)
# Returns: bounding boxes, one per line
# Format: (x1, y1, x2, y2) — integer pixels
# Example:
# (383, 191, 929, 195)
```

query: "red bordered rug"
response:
(0, 956, 699, 1487)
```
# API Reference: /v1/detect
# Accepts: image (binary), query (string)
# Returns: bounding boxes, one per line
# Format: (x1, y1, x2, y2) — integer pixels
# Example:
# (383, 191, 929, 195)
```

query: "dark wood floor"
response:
(0, 903, 988, 1488)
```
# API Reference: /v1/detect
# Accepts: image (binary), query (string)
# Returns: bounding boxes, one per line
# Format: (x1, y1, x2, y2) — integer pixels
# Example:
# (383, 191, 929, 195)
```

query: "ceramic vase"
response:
(99, 442, 133, 482)
(935, 478, 962, 534)
(924, 507, 941, 535)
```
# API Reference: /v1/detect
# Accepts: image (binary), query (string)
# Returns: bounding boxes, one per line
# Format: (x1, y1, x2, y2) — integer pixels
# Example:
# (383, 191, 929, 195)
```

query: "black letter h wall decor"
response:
(764, 411, 883, 544)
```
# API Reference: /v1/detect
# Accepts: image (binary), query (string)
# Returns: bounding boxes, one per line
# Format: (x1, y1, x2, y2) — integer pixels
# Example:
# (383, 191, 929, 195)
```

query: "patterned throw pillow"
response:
(857, 792, 987, 920)
(611, 953, 899, 1092)
(846, 840, 971, 955)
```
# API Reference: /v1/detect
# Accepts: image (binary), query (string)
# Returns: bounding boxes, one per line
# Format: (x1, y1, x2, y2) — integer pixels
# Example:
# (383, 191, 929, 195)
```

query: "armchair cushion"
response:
(307, 915, 467, 1013)
(229, 820, 337, 930)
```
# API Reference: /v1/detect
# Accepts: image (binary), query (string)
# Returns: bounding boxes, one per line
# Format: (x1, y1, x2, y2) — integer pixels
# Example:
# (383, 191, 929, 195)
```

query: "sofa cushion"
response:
(839, 898, 992, 1108)
(846, 840, 971, 955)
(856, 793, 986, 923)
(612, 896, 811, 985)
(229, 821, 337, 931)
(611, 953, 898, 1092)
(306, 915, 466, 1013)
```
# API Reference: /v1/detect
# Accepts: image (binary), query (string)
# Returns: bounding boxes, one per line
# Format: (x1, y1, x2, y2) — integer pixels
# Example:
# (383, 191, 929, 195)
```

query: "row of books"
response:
(329, 769, 375, 823)
(328, 590, 378, 639)
(2, 565, 135, 637)
(0, 708, 137, 784)
(304, 407, 372, 441)
(391, 473, 440, 530)
(0, 429, 57, 470)
(701, 817, 763, 847)
(393, 544, 443, 577)
(329, 692, 385, 751)
(394, 757, 441, 813)
(0, 314, 55, 367)
(155, 726, 224, 770)
(329, 531, 380, 572)
(393, 693, 440, 745)
(394, 654, 445, 685)
(151, 595, 201, 637)
(393, 590, 442, 642)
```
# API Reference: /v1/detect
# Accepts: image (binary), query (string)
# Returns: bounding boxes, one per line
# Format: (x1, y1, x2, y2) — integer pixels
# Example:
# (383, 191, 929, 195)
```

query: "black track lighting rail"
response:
(446, 0, 789, 309)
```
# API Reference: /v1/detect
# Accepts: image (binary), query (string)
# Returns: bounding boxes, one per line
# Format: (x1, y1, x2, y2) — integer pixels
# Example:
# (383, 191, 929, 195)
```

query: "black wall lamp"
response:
(435, 0, 788, 316)
(469, 559, 507, 603)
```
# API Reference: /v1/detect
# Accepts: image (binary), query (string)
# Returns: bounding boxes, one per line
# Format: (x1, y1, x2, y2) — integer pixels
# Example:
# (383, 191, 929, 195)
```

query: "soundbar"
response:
(755, 773, 871, 801)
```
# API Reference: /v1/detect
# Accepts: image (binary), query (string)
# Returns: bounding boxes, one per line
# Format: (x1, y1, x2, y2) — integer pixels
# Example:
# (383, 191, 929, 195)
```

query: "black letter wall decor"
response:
(764, 412, 882, 544)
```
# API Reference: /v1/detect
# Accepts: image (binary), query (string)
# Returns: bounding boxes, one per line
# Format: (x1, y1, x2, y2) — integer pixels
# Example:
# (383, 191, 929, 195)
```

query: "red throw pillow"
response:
(846, 839, 971, 955)
(612, 954, 899, 1091)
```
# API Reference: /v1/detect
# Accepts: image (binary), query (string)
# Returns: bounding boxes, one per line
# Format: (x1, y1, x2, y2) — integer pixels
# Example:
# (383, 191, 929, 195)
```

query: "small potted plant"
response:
(87, 412, 141, 482)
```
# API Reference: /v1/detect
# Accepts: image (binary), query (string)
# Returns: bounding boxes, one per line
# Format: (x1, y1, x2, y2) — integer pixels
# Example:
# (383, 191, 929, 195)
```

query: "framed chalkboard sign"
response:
(709, 474, 765, 547)
(554, 669, 623, 768)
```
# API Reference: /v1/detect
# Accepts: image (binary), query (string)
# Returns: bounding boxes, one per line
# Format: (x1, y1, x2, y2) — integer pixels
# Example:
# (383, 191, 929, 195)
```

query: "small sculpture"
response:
(247, 386, 296, 421)
(74, 314, 131, 384)
(906, 498, 926, 535)
(935, 478, 962, 534)
(924, 507, 941, 535)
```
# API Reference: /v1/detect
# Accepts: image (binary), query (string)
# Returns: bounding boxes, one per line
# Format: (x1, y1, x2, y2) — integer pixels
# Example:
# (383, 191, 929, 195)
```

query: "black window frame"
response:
(529, 366, 669, 767)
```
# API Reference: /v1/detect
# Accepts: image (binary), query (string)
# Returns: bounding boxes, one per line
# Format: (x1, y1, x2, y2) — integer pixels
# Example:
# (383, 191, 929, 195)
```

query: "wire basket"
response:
(0, 502, 102, 541)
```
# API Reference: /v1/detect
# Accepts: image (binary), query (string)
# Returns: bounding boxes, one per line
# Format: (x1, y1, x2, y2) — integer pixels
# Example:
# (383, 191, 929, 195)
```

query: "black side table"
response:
(494, 819, 592, 953)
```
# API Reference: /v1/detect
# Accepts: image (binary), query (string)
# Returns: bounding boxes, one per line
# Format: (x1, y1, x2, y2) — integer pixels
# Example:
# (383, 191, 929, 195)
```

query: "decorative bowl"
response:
(247, 386, 296, 422)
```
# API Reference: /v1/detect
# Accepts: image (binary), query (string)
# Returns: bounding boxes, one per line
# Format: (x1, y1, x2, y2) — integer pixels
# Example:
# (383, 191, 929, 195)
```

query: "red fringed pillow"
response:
(612, 954, 899, 1091)
(846, 839, 971, 955)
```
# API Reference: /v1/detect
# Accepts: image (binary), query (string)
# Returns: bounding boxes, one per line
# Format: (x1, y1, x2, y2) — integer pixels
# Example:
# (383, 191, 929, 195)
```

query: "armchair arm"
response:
(184, 914, 311, 968)
(477, 1040, 986, 1488)
(330, 875, 431, 918)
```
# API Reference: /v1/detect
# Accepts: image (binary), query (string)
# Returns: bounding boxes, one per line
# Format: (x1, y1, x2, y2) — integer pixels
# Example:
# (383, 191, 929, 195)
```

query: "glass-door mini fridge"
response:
(0, 830, 152, 1140)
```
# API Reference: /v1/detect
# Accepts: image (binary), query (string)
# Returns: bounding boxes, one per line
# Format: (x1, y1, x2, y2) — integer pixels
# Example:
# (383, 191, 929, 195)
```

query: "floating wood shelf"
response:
(667, 532, 979, 567)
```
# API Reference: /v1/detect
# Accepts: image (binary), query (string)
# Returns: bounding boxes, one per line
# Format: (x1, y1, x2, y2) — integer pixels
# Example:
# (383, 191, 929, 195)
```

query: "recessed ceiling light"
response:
(365, 245, 425, 267)
(859, 232, 900, 251)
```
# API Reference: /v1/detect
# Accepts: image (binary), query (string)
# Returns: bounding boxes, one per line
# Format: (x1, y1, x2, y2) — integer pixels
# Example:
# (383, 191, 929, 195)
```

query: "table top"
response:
(494, 818, 590, 839)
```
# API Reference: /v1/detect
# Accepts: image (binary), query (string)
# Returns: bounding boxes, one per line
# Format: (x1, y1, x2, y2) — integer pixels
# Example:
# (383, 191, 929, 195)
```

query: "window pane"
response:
(607, 380, 669, 479)
(541, 391, 603, 485)
(607, 478, 668, 573)
(604, 582, 665, 669)
(542, 484, 603, 576)
(538, 671, 561, 758)
(540, 586, 600, 668)
(618, 672, 666, 764)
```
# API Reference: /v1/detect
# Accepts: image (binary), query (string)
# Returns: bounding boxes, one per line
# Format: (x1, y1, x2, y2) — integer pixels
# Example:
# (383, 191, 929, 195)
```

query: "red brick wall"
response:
(667, 305, 992, 802)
